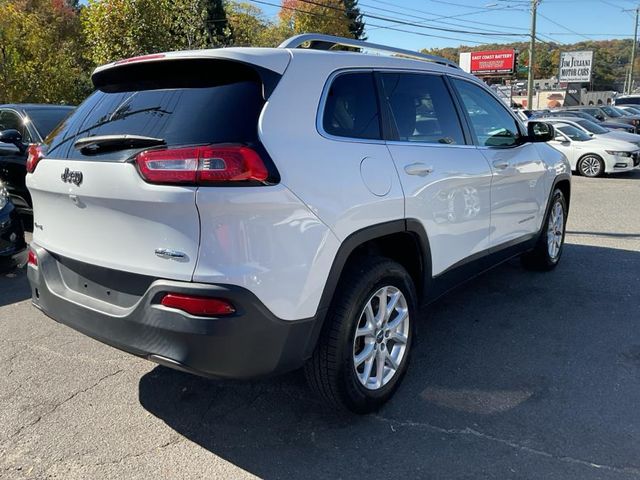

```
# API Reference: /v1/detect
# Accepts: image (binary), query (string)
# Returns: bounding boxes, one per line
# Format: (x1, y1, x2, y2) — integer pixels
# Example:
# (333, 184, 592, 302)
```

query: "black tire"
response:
(577, 154, 604, 177)
(304, 256, 417, 414)
(521, 188, 567, 271)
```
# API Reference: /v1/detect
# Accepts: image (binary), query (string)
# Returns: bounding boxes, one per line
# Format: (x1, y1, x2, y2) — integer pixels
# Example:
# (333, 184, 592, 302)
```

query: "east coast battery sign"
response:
(459, 50, 516, 75)
(559, 51, 594, 83)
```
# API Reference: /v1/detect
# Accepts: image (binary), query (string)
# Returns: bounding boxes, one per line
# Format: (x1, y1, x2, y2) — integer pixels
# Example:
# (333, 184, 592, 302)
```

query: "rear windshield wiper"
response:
(73, 134, 166, 154)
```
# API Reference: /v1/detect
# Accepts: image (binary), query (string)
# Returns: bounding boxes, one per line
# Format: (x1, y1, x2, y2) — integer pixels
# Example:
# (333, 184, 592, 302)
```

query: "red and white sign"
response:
(460, 50, 516, 75)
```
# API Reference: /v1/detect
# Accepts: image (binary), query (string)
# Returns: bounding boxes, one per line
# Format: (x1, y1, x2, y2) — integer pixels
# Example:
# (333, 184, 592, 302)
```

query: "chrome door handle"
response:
(492, 160, 510, 170)
(405, 163, 434, 176)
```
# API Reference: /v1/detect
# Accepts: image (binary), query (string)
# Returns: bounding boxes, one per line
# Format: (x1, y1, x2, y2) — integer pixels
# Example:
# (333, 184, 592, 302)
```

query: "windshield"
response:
(601, 106, 622, 117)
(27, 108, 74, 138)
(576, 119, 609, 134)
(612, 106, 634, 117)
(622, 106, 640, 115)
(556, 124, 592, 141)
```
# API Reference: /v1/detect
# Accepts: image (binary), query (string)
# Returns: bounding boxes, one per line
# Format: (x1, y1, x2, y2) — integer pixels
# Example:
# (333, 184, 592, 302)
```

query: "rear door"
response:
(27, 59, 273, 281)
(380, 71, 493, 276)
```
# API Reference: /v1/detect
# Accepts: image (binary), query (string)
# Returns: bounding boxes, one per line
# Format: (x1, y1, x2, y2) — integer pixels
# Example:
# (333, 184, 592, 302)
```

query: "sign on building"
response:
(459, 50, 516, 75)
(559, 51, 594, 83)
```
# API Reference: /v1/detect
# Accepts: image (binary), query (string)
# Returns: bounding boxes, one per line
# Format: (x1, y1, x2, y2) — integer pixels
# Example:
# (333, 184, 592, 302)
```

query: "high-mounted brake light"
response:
(160, 293, 235, 317)
(135, 145, 269, 185)
(26, 144, 44, 173)
(113, 53, 166, 65)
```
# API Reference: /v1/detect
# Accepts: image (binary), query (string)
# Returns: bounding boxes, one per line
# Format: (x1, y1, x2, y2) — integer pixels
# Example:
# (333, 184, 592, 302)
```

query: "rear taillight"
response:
(135, 145, 269, 185)
(26, 144, 44, 173)
(160, 293, 235, 317)
(27, 250, 38, 267)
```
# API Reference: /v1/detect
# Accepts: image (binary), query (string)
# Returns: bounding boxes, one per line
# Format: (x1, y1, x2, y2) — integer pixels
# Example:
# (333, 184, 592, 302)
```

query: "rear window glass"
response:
(322, 72, 381, 140)
(27, 108, 73, 139)
(46, 61, 267, 161)
(381, 72, 465, 145)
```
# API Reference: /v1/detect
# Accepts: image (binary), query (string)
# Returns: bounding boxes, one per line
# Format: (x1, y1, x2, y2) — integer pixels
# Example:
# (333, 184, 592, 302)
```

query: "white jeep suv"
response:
(26, 34, 570, 413)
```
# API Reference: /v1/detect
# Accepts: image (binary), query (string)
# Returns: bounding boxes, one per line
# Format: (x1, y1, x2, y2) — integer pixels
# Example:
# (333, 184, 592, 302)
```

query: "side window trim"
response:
(376, 70, 471, 147)
(442, 75, 475, 146)
(448, 76, 527, 149)
(373, 71, 398, 142)
(316, 69, 385, 144)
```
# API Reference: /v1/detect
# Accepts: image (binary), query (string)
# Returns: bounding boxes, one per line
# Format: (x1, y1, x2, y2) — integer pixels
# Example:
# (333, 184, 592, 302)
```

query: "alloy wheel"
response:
(352, 286, 410, 390)
(580, 156, 602, 177)
(547, 200, 564, 260)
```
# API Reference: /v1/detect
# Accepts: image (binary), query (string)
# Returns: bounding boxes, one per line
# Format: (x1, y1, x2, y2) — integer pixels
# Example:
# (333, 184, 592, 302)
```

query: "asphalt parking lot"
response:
(1, 171, 640, 480)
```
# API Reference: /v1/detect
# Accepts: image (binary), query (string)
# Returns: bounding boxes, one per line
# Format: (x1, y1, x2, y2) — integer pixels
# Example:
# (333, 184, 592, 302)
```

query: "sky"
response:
(254, 0, 640, 51)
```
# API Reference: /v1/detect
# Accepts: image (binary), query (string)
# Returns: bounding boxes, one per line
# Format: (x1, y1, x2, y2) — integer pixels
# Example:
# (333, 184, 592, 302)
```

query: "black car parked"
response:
(0, 104, 75, 226)
(0, 180, 27, 271)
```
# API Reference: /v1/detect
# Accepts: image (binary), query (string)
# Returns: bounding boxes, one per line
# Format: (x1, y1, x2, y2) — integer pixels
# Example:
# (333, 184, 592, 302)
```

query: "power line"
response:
(248, 0, 494, 44)
(293, 0, 530, 37)
(537, 11, 594, 41)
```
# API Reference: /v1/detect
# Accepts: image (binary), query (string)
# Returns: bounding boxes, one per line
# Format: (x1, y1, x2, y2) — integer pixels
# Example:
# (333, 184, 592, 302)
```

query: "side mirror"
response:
(0, 129, 26, 153)
(554, 135, 568, 143)
(527, 121, 555, 142)
(596, 114, 605, 121)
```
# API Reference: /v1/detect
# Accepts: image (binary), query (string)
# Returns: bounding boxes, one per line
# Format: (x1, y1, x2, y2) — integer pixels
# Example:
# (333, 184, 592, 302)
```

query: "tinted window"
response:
(556, 124, 591, 141)
(381, 73, 465, 145)
(47, 64, 266, 161)
(452, 79, 521, 147)
(618, 97, 640, 105)
(601, 106, 622, 117)
(27, 108, 73, 139)
(579, 108, 600, 117)
(575, 119, 608, 134)
(0, 110, 30, 141)
(323, 73, 381, 140)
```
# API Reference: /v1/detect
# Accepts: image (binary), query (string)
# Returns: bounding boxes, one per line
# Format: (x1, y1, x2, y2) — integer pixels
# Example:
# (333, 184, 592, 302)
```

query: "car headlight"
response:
(0, 183, 8, 210)
(606, 150, 633, 157)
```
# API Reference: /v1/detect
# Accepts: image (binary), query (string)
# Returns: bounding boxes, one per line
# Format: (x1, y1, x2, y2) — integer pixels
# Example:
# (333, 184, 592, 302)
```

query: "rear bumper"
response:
(27, 245, 322, 379)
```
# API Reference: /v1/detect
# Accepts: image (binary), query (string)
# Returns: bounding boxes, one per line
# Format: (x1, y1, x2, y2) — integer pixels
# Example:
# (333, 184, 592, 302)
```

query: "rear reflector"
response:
(135, 145, 268, 185)
(27, 250, 37, 267)
(26, 144, 44, 173)
(160, 293, 235, 317)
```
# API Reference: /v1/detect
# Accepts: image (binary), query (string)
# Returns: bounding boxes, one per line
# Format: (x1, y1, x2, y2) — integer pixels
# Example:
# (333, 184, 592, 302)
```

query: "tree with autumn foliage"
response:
(279, 0, 364, 39)
(0, 0, 90, 104)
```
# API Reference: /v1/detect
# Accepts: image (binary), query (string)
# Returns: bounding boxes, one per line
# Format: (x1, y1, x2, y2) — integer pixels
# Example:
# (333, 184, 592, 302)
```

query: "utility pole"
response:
(628, 7, 639, 95)
(527, 0, 539, 109)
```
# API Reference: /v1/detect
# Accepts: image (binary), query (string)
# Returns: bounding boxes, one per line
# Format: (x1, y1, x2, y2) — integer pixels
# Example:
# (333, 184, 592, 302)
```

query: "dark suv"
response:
(0, 104, 75, 225)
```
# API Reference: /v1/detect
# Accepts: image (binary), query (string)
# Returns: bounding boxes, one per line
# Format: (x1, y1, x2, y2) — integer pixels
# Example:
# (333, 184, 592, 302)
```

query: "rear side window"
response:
(322, 72, 381, 140)
(381, 73, 465, 145)
(452, 78, 522, 147)
(46, 60, 268, 161)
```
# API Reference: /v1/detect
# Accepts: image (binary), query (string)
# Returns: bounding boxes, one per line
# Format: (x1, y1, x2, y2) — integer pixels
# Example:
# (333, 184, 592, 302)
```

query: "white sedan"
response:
(545, 122, 639, 177)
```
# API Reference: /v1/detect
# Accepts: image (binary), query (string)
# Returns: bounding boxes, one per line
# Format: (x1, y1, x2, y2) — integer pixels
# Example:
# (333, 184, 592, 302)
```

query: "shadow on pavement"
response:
(138, 243, 640, 478)
(0, 267, 31, 307)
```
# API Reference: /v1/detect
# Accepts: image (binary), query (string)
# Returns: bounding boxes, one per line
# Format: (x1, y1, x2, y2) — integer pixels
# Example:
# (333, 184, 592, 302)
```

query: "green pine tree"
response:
(342, 0, 365, 39)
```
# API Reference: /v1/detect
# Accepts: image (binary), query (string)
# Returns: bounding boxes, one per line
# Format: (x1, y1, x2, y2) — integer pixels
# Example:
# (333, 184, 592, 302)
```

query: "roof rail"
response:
(279, 33, 459, 69)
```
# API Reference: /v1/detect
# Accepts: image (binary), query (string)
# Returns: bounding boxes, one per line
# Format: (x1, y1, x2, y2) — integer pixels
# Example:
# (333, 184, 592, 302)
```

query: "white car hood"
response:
(579, 137, 638, 152)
